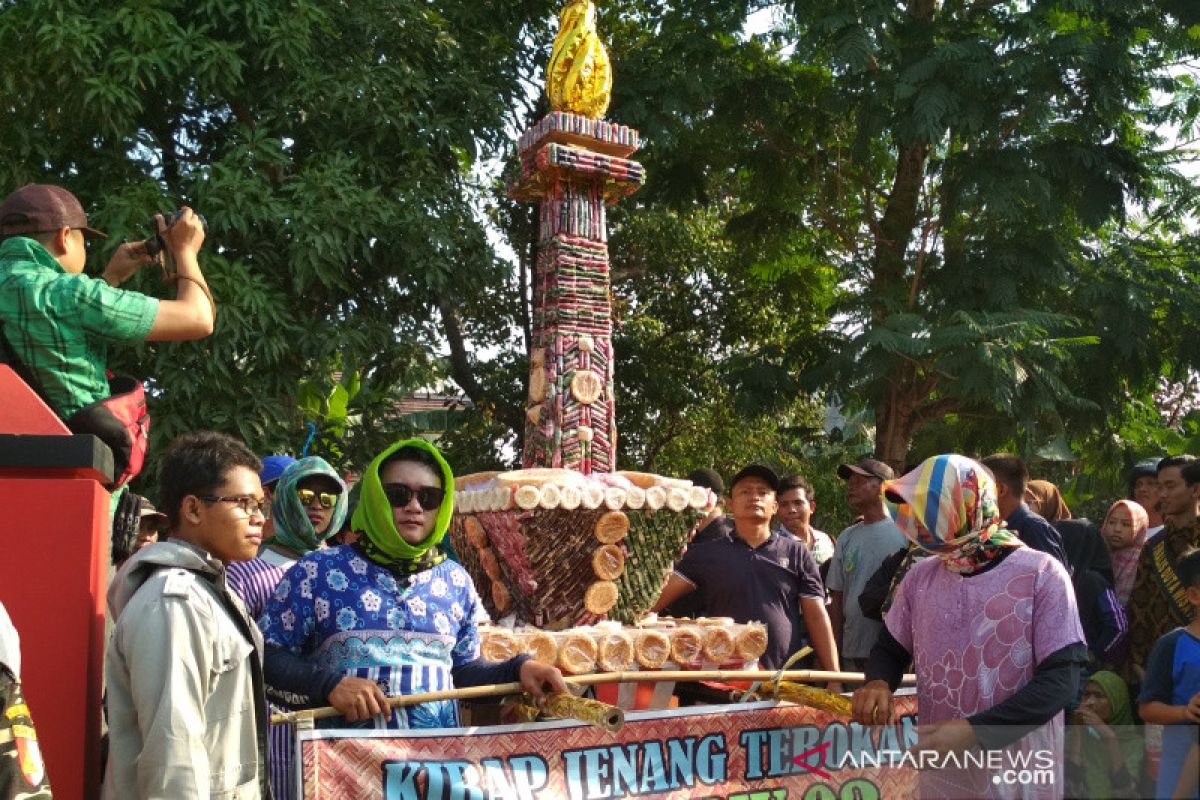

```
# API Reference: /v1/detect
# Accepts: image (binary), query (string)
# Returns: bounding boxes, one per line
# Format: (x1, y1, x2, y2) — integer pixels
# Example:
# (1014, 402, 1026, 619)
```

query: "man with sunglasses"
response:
(259, 438, 567, 740)
(103, 431, 271, 798)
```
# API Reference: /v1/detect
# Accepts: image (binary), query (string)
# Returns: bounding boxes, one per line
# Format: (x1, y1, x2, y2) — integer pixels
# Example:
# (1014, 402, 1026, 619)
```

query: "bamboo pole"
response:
(270, 669, 914, 725)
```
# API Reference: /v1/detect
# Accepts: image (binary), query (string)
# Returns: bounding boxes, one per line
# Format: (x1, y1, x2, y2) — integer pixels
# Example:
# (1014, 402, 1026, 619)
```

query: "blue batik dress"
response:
(259, 545, 483, 729)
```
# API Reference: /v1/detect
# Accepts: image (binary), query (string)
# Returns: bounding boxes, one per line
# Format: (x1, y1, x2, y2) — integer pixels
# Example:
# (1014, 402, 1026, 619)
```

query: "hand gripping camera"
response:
(143, 209, 208, 258)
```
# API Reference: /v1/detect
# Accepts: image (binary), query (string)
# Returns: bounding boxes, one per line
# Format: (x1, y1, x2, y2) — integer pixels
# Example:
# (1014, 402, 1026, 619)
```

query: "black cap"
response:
(837, 458, 895, 482)
(730, 463, 780, 492)
(688, 468, 725, 496)
(1130, 459, 1159, 479)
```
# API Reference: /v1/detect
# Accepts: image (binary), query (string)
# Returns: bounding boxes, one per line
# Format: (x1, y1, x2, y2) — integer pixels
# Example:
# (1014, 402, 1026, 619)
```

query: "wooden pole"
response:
(271, 669, 915, 725)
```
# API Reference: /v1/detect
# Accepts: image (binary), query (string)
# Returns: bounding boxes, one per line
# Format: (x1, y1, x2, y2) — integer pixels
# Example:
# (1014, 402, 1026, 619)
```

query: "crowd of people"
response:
(652, 453, 1200, 799)
(0, 183, 1198, 799)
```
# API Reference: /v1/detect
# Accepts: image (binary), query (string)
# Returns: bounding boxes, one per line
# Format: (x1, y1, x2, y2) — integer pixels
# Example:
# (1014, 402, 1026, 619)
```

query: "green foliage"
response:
(0, 0, 556, 487)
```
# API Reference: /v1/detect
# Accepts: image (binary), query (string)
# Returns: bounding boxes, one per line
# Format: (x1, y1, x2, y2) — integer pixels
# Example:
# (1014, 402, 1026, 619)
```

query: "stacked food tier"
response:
(449, 468, 717, 628)
(480, 617, 768, 675)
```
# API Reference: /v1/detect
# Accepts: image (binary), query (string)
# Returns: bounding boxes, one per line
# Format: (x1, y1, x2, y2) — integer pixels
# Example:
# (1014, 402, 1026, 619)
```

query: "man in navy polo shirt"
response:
(651, 464, 840, 674)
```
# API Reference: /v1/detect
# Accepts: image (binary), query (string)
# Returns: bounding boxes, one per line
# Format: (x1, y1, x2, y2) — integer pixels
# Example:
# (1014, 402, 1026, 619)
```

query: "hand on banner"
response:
(851, 679, 893, 726)
(915, 719, 978, 755)
(520, 660, 569, 705)
(329, 677, 388, 722)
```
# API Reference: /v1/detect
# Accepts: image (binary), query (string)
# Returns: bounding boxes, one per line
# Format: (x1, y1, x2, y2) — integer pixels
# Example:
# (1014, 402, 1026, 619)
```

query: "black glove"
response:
(111, 491, 142, 565)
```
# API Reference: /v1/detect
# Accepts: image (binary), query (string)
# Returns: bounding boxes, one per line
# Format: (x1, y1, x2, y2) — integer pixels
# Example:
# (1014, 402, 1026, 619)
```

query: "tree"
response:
(0, 0, 557, 481)
(774, 0, 1200, 464)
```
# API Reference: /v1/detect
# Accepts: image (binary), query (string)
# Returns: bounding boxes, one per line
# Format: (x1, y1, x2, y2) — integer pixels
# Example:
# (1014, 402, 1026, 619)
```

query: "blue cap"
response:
(260, 455, 297, 487)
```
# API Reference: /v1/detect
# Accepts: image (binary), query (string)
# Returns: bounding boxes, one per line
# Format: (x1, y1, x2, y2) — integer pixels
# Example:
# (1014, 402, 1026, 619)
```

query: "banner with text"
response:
(298, 696, 920, 800)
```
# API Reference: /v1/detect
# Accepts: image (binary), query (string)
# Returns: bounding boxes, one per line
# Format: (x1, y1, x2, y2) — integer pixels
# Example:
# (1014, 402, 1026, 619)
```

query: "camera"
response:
(143, 209, 208, 258)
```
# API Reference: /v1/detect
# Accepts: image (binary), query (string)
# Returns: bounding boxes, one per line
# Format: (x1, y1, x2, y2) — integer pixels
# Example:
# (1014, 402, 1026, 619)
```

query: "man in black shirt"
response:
(982, 453, 1068, 566)
(651, 464, 840, 675)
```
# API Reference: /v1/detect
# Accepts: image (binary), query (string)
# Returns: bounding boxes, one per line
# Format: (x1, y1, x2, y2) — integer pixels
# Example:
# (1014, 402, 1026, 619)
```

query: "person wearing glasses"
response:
(103, 431, 271, 799)
(259, 438, 568, 735)
(227, 456, 346, 800)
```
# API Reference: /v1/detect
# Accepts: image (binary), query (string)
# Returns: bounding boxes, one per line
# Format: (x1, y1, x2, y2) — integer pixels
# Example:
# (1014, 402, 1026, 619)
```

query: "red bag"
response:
(65, 373, 149, 489)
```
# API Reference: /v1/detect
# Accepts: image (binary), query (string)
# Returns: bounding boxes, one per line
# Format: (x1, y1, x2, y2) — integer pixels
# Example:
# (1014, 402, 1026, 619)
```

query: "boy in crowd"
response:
(1137, 548, 1200, 800)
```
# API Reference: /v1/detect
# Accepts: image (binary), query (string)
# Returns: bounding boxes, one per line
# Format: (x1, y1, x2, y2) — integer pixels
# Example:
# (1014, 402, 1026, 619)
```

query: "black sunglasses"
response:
(382, 483, 445, 511)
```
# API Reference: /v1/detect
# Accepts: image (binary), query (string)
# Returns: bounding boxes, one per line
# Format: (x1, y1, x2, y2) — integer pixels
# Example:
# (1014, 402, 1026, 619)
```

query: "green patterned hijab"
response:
(269, 456, 348, 555)
(351, 438, 455, 570)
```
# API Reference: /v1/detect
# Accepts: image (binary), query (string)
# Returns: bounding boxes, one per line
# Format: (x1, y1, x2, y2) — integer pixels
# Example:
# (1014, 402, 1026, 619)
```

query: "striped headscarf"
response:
(269, 456, 348, 555)
(884, 454, 1023, 574)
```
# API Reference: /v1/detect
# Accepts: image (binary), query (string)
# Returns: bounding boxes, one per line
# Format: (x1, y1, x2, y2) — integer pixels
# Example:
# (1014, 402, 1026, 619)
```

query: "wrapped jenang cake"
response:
(450, 468, 717, 629)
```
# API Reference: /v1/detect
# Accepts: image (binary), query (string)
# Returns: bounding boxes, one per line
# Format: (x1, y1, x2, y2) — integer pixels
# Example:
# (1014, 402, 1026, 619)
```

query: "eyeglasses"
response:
(297, 488, 339, 509)
(382, 483, 445, 511)
(197, 494, 271, 519)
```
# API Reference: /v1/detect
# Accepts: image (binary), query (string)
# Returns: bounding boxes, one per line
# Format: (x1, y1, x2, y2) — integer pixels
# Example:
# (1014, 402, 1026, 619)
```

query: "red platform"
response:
(0, 365, 111, 799)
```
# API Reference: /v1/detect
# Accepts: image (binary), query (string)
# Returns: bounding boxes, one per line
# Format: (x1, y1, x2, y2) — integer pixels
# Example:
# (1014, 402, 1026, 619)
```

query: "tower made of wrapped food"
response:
(448, 1, 718, 632)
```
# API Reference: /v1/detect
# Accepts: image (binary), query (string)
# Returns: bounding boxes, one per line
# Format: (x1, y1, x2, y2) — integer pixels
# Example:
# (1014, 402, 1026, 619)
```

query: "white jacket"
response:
(103, 540, 269, 799)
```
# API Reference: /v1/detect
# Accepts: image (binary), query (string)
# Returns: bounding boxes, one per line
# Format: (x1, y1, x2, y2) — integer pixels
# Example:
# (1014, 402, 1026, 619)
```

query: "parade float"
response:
(286, 3, 920, 796)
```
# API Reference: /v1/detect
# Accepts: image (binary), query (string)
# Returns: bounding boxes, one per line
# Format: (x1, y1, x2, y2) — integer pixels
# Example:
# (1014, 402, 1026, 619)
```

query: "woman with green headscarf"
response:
(258, 439, 566, 735)
(1065, 671, 1141, 799)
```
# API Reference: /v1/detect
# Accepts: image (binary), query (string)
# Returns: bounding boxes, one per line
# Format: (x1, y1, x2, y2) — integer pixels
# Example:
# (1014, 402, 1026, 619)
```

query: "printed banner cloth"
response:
(298, 695, 920, 799)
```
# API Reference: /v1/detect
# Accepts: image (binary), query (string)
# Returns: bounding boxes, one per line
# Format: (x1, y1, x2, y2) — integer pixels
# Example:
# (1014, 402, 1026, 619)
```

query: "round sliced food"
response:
(556, 632, 598, 675)
(570, 370, 604, 405)
(591, 544, 626, 580)
(596, 631, 634, 671)
(581, 483, 605, 509)
(701, 627, 736, 663)
(521, 630, 557, 663)
(633, 630, 671, 669)
(603, 487, 627, 510)
(666, 487, 690, 512)
(735, 625, 769, 662)
(625, 486, 646, 509)
(538, 483, 562, 510)
(514, 484, 541, 510)
(645, 486, 667, 510)
(481, 629, 518, 661)
(559, 484, 582, 510)
(670, 627, 703, 665)
(583, 581, 619, 615)
(594, 511, 630, 544)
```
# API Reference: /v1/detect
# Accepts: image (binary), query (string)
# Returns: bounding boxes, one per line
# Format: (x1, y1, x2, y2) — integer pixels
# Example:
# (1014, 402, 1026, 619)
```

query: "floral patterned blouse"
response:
(259, 544, 484, 729)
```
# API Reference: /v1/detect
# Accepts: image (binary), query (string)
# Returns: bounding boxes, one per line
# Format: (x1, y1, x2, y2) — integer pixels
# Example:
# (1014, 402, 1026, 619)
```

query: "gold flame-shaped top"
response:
(546, 1, 612, 119)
